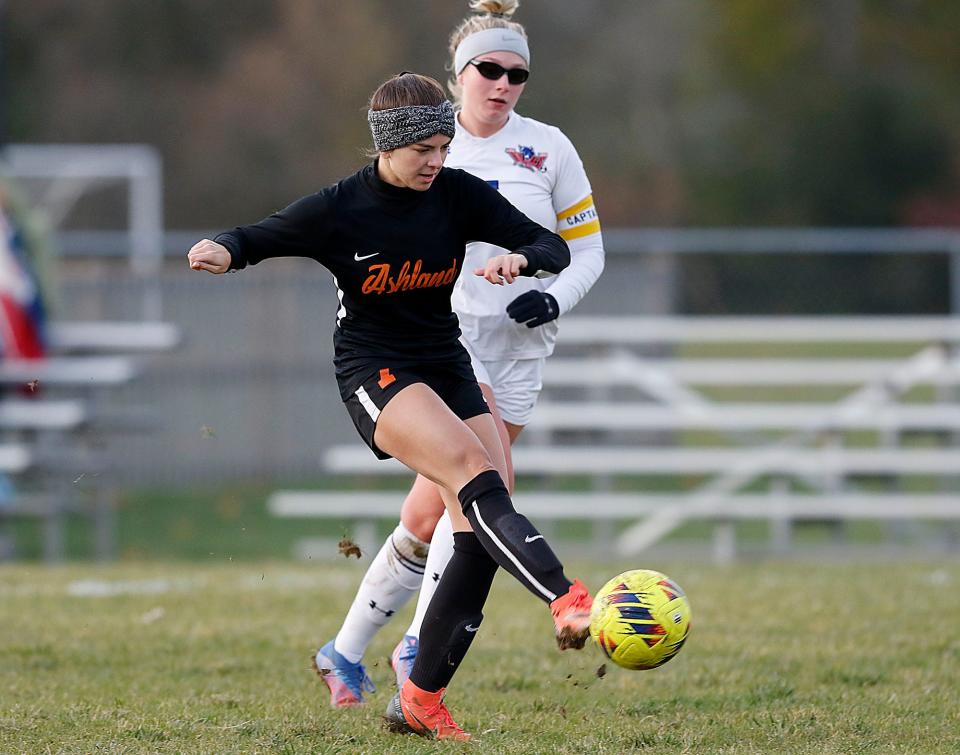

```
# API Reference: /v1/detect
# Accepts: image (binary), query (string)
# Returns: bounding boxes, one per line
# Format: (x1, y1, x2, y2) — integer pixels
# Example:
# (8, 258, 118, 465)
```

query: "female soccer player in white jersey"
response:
(319, 0, 605, 711)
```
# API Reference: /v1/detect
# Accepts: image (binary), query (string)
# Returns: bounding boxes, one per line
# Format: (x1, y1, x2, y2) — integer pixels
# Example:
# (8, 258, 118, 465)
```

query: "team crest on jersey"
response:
(505, 145, 548, 172)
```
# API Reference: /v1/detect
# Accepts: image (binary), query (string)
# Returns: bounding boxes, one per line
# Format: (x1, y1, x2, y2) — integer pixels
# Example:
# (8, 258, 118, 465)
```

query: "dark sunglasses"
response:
(468, 59, 530, 85)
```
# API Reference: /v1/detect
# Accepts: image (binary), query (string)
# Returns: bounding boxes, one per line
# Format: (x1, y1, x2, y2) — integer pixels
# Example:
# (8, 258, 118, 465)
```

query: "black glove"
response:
(506, 291, 559, 328)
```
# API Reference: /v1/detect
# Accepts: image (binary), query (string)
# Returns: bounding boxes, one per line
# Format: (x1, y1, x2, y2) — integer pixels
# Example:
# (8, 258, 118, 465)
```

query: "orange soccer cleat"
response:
(551, 578, 594, 650)
(383, 680, 471, 741)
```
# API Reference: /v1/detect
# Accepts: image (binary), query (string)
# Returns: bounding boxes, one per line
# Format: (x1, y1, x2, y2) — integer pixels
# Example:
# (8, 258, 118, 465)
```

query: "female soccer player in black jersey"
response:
(187, 72, 593, 741)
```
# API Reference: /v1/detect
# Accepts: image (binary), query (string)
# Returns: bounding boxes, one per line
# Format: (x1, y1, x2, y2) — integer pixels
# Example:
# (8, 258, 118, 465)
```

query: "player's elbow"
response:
(593, 248, 605, 277)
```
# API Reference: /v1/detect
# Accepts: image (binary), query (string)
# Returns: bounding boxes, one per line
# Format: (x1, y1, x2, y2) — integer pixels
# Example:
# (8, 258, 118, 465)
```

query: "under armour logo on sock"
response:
(369, 600, 395, 617)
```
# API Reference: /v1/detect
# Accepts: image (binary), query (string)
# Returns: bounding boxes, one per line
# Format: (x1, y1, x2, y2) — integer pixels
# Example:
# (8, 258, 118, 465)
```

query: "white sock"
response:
(333, 522, 428, 663)
(404, 511, 456, 640)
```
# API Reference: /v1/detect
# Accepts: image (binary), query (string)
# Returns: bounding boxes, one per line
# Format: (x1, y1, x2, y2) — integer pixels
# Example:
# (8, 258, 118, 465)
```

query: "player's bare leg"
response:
(374, 384, 591, 739)
(319, 384, 512, 705)
(392, 386, 515, 686)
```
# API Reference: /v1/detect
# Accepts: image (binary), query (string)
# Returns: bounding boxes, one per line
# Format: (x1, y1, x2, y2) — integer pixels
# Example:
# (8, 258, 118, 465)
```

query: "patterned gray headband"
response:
(368, 100, 456, 152)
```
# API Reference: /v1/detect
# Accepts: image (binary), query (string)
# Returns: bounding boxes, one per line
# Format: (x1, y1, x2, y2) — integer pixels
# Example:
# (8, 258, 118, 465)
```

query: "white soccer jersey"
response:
(447, 111, 605, 359)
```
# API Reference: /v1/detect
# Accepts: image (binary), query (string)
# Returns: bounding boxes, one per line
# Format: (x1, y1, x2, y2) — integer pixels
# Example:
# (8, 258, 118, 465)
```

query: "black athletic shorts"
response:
(336, 352, 490, 460)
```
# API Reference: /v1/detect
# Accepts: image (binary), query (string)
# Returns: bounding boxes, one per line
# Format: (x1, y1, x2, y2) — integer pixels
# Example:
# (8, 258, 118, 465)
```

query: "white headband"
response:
(453, 28, 530, 75)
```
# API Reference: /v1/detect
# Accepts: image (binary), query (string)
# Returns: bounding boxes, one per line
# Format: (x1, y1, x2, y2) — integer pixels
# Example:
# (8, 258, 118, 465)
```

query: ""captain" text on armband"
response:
(556, 194, 601, 242)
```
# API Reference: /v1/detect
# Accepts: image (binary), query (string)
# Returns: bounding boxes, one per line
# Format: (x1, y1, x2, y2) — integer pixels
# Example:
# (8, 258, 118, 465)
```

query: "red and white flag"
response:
(0, 209, 46, 360)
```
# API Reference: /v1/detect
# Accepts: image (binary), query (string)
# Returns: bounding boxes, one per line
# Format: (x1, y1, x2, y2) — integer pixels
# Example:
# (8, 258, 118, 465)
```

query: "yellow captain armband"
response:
(556, 194, 601, 241)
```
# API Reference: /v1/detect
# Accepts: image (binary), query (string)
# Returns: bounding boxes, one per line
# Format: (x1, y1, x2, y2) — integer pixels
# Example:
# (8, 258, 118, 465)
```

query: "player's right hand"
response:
(187, 239, 231, 274)
(475, 252, 528, 285)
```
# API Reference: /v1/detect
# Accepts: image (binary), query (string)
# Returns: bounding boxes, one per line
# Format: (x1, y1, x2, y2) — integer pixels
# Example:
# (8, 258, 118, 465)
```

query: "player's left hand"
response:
(475, 253, 528, 285)
(506, 290, 559, 328)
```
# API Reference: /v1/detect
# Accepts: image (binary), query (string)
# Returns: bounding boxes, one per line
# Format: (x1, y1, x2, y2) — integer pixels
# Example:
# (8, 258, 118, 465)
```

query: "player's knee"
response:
(442, 444, 495, 488)
(463, 456, 497, 483)
(400, 488, 445, 542)
(406, 515, 439, 543)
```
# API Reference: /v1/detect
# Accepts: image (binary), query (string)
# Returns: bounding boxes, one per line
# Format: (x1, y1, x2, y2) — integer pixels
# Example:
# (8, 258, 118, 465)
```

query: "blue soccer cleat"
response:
(389, 634, 419, 689)
(313, 640, 375, 707)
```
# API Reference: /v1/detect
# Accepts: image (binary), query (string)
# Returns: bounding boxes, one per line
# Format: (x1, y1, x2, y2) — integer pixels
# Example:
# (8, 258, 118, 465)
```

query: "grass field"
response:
(2, 560, 958, 754)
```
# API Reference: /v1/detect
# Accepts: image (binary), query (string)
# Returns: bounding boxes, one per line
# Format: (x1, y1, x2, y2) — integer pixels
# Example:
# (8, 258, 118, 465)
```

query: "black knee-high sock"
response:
(408, 531, 498, 693)
(459, 469, 572, 604)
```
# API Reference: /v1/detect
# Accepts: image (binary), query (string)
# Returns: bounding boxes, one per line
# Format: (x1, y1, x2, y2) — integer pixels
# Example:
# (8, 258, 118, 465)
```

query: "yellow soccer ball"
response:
(589, 569, 692, 670)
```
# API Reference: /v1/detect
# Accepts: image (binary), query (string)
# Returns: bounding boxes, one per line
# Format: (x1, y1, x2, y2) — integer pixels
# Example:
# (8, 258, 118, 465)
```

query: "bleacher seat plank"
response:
(543, 358, 960, 386)
(322, 445, 960, 475)
(0, 357, 138, 386)
(48, 322, 181, 353)
(0, 444, 32, 474)
(556, 316, 960, 344)
(269, 490, 960, 521)
(532, 401, 960, 431)
(0, 399, 87, 431)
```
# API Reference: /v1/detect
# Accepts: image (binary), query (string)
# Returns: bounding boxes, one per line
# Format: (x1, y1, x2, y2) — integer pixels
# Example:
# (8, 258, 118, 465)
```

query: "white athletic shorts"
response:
(460, 336, 544, 427)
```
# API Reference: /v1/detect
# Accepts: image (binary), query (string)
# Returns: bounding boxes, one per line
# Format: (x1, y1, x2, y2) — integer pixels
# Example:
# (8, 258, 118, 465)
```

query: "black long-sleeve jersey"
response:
(214, 162, 570, 373)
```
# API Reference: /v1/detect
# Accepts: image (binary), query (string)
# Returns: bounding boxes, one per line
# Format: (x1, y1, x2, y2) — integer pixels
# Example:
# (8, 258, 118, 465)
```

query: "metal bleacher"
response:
(270, 314, 960, 562)
(1, 144, 180, 561)
(0, 321, 181, 561)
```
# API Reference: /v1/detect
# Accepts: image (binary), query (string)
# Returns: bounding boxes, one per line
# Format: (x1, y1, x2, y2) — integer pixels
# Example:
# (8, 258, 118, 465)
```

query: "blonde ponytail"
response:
(468, 0, 520, 18)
